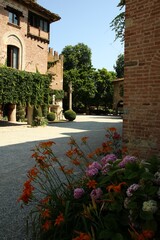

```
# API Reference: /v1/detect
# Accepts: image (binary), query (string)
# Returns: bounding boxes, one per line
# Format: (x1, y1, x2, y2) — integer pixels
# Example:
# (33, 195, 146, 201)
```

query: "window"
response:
(9, 11, 19, 25)
(7, 45, 19, 69)
(40, 19, 49, 32)
(29, 11, 49, 32)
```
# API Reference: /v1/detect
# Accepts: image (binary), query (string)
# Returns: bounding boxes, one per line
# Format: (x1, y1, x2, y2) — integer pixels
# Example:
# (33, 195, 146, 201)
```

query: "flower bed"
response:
(18, 128, 160, 240)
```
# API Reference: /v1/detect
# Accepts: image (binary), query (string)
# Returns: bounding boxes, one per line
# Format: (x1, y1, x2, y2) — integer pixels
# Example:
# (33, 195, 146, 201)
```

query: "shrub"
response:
(47, 112, 56, 121)
(32, 116, 48, 127)
(64, 109, 76, 121)
(18, 128, 160, 240)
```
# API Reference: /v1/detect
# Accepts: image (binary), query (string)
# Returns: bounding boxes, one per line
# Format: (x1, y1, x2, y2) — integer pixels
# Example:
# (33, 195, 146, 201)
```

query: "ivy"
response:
(0, 66, 52, 105)
(52, 89, 64, 99)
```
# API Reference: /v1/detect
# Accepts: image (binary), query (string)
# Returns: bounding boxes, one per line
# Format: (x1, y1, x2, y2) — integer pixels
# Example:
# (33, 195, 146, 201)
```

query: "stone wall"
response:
(123, 0, 160, 158)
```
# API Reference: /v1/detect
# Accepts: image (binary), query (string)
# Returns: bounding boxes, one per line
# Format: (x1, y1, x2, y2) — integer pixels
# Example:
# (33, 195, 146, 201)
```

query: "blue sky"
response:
(38, 0, 124, 71)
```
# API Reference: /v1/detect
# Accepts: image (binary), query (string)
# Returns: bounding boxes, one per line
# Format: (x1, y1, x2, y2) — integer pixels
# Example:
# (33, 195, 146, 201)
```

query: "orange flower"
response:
(87, 152, 95, 159)
(28, 167, 39, 179)
(39, 141, 55, 148)
(81, 136, 89, 144)
(73, 232, 91, 240)
(54, 212, 64, 226)
(40, 196, 50, 204)
(42, 220, 52, 231)
(142, 230, 155, 238)
(94, 147, 103, 155)
(41, 209, 51, 218)
(65, 168, 74, 175)
(108, 127, 116, 132)
(68, 138, 76, 145)
(137, 234, 145, 240)
(72, 158, 80, 165)
(107, 182, 126, 193)
(59, 165, 65, 172)
(18, 179, 34, 204)
(43, 149, 52, 155)
(87, 180, 97, 189)
(31, 152, 38, 158)
(66, 150, 74, 158)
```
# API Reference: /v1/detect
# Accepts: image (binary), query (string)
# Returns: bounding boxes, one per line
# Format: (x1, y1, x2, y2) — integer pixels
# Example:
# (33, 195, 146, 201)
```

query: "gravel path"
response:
(0, 115, 122, 240)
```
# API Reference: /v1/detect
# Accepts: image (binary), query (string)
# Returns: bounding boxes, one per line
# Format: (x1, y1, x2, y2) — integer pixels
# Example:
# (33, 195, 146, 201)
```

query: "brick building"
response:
(0, 0, 61, 122)
(112, 78, 124, 115)
(48, 48, 64, 120)
(123, 0, 160, 157)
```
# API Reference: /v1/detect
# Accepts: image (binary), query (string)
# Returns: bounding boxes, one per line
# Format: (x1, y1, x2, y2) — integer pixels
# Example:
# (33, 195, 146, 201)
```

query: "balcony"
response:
(27, 25, 49, 43)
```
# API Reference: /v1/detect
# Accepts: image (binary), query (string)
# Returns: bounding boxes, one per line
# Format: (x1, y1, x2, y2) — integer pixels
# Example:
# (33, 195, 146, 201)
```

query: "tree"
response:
(110, 0, 125, 43)
(113, 54, 124, 78)
(92, 69, 116, 111)
(62, 43, 92, 71)
(62, 43, 96, 111)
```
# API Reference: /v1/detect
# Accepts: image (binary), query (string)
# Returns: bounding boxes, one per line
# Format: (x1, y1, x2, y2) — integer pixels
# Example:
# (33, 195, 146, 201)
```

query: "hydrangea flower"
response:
(90, 188, 103, 200)
(85, 161, 102, 177)
(118, 155, 137, 168)
(154, 171, 160, 185)
(142, 200, 158, 213)
(126, 184, 140, 197)
(101, 154, 117, 166)
(124, 197, 130, 209)
(101, 163, 111, 175)
(74, 188, 85, 199)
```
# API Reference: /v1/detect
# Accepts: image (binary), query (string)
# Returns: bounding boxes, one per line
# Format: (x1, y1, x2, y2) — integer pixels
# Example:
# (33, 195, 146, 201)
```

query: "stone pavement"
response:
(0, 115, 122, 240)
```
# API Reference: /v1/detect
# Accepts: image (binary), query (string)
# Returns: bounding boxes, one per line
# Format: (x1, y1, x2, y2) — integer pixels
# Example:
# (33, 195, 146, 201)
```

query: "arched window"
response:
(7, 45, 19, 69)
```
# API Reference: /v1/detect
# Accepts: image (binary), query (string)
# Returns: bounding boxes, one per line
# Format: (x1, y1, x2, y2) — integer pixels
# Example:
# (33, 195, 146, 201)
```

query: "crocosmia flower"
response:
(74, 188, 85, 199)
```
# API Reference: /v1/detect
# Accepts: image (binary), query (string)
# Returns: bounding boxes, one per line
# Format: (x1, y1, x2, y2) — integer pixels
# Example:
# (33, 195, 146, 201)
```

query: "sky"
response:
(38, 0, 124, 71)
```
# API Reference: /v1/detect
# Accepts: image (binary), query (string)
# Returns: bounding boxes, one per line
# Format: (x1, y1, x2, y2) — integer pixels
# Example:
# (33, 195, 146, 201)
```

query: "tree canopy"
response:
(110, 0, 125, 43)
(62, 43, 115, 113)
(113, 54, 124, 78)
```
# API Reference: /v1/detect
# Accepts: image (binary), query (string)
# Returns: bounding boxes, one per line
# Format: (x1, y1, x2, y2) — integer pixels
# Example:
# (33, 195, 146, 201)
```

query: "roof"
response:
(13, 0, 61, 23)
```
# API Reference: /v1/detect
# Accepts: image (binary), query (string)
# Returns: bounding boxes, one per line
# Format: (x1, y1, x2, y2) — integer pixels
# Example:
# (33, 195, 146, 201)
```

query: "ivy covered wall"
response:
(0, 66, 52, 106)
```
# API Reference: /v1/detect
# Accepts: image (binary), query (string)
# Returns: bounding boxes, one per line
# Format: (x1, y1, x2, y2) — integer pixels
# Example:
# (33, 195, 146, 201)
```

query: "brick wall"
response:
(0, 0, 48, 74)
(48, 48, 63, 91)
(123, 0, 160, 158)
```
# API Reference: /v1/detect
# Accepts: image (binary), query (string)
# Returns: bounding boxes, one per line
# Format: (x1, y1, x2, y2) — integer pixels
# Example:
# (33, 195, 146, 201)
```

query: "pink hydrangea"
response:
(101, 154, 117, 166)
(118, 155, 137, 168)
(74, 188, 85, 199)
(90, 188, 103, 200)
(126, 184, 140, 197)
(85, 161, 102, 177)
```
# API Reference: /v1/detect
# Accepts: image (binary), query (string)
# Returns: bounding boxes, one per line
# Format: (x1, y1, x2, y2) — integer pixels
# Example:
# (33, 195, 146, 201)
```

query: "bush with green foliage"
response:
(64, 110, 76, 121)
(47, 112, 56, 122)
(32, 106, 48, 127)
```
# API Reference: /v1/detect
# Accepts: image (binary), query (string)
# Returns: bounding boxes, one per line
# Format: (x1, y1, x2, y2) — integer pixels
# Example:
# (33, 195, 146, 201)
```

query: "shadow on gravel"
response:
(0, 120, 28, 127)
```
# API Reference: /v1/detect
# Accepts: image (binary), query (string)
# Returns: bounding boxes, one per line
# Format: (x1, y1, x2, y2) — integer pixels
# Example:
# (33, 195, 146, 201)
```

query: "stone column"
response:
(8, 104, 16, 122)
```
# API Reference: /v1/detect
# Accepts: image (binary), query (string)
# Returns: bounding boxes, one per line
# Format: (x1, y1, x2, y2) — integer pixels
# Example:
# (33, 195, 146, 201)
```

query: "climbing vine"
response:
(0, 66, 52, 106)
